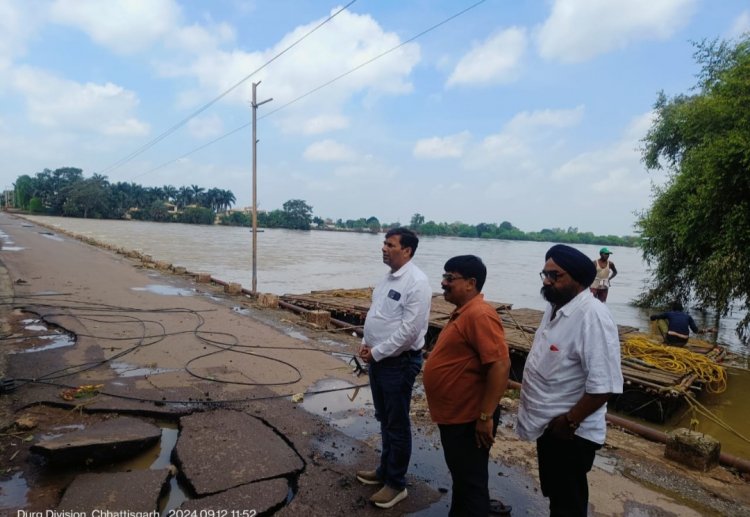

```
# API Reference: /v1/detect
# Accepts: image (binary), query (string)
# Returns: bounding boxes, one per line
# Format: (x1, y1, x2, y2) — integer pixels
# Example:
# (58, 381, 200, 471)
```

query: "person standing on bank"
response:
(590, 247, 617, 302)
(518, 244, 623, 517)
(423, 255, 511, 517)
(357, 227, 432, 509)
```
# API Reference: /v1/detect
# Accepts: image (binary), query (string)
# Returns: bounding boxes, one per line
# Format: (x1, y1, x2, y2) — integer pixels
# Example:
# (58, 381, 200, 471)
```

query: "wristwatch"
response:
(565, 413, 579, 430)
(479, 412, 489, 422)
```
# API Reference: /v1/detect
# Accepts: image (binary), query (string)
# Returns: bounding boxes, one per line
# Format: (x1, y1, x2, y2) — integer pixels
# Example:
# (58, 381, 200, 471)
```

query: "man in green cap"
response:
(590, 247, 617, 302)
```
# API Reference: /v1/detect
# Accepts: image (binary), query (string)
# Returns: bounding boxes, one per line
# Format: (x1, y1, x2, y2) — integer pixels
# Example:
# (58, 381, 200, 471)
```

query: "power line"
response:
(133, 0, 487, 179)
(97, 0, 358, 177)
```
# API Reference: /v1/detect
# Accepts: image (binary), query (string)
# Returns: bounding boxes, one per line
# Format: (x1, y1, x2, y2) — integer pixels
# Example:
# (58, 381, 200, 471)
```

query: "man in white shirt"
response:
(356, 227, 432, 509)
(518, 244, 623, 517)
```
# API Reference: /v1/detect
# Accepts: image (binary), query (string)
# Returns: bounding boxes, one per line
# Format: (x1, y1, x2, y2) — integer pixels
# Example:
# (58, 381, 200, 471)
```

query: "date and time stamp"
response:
(16, 511, 258, 517)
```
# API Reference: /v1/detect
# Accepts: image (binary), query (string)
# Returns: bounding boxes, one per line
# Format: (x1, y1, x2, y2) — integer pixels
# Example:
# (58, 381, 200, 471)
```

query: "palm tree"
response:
(162, 185, 178, 204)
(218, 189, 236, 212)
(190, 184, 205, 207)
(177, 186, 193, 208)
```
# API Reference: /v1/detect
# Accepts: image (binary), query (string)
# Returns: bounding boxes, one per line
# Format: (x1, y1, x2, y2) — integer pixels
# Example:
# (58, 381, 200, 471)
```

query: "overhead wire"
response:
(97, 0, 358, 176)
(131, 0, 487, 179)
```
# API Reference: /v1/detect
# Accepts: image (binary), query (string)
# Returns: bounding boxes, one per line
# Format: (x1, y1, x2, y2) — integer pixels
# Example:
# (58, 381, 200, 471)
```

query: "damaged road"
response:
(0, 213, 440, 515)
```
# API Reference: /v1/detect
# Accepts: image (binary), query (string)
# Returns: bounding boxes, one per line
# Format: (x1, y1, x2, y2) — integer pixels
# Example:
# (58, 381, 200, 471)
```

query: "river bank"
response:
(1, 212, 749, 515)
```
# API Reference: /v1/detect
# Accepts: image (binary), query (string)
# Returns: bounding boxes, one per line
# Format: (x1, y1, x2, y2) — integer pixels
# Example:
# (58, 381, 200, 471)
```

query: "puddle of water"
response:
(12, 335, 75, 354)
(301, 378, 548, 516)
(156, 428, 189, 514)
(594, 453, 619, 474)
(99, 423, 189, 514)
(232, 306, 251, 315)
(283, 329, 310, 341)
(1, 246, 25, 251)
(110, 361, 179, 378)
(40, 424, 86, 441)
(0, 471, 28, 509)
(40, 233, 64, 242)
(131, 285, 194, 296)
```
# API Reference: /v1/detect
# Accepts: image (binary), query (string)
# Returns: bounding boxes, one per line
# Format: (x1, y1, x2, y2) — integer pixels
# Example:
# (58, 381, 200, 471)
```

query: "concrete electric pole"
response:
(251, 81, 272, 296)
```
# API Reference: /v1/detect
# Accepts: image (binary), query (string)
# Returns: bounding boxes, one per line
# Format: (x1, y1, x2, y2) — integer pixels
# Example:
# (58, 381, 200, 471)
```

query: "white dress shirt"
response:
(363, 260, 432, 362)
(517, 289, 623, 444)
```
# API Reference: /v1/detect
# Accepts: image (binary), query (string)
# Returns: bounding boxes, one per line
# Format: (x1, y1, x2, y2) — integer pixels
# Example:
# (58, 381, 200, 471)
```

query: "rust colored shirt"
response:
(423, 294, 509, 424)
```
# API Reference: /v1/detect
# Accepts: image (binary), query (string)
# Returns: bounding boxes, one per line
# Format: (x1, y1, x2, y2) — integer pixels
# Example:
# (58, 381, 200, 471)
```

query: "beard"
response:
(541, 284, 575, 306)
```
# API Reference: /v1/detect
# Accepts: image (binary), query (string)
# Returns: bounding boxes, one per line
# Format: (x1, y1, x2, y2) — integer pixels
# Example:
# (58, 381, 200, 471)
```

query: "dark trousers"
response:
(537, 431, 602, 517)
(438, 407, 501, 517)
(590, 288, 609, 302)
(368, 353, 422, 490)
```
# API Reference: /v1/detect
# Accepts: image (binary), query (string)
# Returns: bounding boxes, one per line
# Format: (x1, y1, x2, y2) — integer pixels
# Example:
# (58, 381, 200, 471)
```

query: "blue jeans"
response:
(368, 352, 422, 490)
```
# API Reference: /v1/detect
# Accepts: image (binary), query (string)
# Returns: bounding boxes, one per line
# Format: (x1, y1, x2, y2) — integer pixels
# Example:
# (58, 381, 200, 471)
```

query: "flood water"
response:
(16, 216, 750, 458)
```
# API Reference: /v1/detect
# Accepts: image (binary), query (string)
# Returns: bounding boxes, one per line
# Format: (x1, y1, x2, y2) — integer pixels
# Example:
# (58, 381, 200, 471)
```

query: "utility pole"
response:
(251, 81, 272, 296)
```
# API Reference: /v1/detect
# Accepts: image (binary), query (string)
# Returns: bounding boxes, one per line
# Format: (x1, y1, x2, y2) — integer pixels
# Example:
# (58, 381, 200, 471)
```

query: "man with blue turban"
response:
(517, 244, 623, 517)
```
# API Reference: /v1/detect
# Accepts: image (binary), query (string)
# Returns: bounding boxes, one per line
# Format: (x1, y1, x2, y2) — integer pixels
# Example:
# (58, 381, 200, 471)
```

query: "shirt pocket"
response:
(377, 296, 402, 319)
(529, 336, 562, 380)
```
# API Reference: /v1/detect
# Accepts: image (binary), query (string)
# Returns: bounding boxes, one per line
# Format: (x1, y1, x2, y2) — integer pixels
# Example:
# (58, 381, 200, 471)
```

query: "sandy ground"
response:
(1, 212, 749, 516)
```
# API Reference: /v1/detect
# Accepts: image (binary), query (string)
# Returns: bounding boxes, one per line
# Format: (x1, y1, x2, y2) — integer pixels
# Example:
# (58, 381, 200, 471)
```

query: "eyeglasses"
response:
(539, 270, 566, 282)
(442, 273, 466, 282)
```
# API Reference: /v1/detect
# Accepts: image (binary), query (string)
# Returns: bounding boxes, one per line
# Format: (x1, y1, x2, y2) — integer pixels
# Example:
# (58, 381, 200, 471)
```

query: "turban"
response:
(545, 244, 596, 287)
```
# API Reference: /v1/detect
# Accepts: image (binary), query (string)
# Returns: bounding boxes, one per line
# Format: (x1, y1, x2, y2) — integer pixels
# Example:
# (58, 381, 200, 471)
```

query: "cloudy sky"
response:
(1, 0, 748, 235)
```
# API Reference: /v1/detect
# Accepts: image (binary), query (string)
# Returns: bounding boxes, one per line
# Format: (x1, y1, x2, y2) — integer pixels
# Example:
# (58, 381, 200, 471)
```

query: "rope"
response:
(622, 334, 727, 394)
(683, 394, 750, 445)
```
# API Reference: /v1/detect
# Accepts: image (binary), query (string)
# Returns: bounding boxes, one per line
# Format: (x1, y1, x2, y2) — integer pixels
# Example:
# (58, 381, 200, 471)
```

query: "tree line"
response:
(12, 167, 235, 224)
(7, 170, 637, 246)
(218, 199, 638, 246)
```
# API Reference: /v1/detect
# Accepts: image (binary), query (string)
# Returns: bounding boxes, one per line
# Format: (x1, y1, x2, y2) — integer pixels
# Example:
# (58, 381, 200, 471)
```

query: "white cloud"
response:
(505, 105, 585, 134)
(551, 112, 652, 195)
(168, 22, 235, 54)
(413, 131, 471, 159)
(303, 139, 357, 162)
(0, 0, 40, 67)
(536, 0, 697, 63)
(447, 27, 527, 87)
(728, 10, 750, 39)
(301, 114, 349, 135)
(11, 66, 149, 136)
(187, 114, 224, 139)
(49, 0, 182, 55)
(463, 106, 584, 171)
(163, 9, 420, 133)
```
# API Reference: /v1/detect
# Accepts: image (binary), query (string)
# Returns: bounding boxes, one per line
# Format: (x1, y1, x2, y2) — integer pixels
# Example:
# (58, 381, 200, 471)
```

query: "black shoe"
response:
(490, 499, 512, 515)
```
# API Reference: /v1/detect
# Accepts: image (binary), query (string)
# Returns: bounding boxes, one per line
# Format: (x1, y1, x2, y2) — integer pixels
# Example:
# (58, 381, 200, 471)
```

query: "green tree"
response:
(147, 200, 172, 222)
(637, 36, 750, 341)
(13, 175, 34, 210)
(410, 213, 425, 230)
(29, 197, 45, 213)
(282, 199, 313, 230)
(366, 216, 381, 233)
(177, 206, 215, 225)
(220, 211, 251, 226)
(62, 176, 110, 218)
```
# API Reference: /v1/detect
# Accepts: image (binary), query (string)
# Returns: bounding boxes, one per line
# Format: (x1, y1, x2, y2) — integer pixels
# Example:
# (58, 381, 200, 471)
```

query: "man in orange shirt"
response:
(423, 255, 511, 516)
